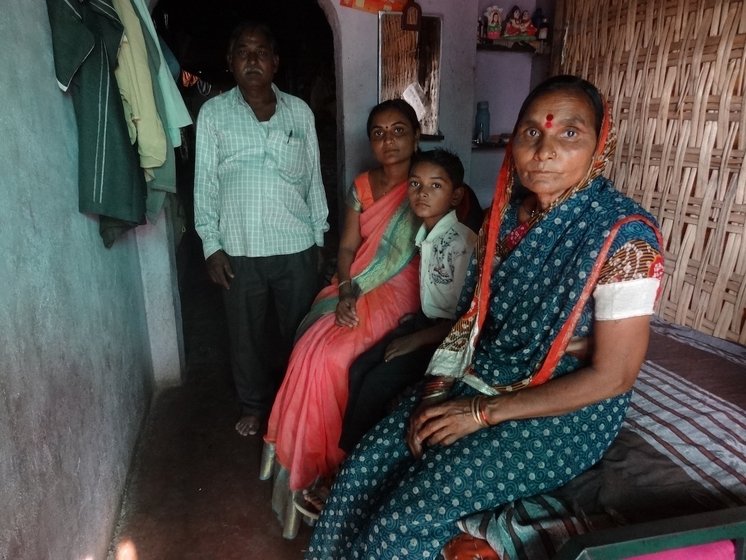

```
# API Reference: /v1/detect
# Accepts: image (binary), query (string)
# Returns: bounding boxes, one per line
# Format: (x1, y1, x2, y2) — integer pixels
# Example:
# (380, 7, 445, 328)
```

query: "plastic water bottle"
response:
(474, 101, 490, 143)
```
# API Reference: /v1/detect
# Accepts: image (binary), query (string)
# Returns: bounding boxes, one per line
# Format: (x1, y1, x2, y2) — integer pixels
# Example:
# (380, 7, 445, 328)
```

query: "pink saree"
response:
(265, 172, 421, 491)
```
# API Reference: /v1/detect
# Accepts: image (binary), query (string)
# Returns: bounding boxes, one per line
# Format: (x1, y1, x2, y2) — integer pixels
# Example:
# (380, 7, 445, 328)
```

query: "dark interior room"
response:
(109, 2, 336, 559)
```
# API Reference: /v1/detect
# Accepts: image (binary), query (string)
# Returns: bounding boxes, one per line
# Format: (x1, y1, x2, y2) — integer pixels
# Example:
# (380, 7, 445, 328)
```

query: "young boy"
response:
(338, 149, 477, 453)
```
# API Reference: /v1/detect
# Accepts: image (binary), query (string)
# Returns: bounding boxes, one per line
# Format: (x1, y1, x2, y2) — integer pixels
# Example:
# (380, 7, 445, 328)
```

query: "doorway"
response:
(151, 0, 338, 255)
(149, 0, 339, 364)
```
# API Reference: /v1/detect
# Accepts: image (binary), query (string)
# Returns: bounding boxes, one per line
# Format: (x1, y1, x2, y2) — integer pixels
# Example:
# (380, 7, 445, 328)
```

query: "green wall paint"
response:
(0, 1, 154, 558)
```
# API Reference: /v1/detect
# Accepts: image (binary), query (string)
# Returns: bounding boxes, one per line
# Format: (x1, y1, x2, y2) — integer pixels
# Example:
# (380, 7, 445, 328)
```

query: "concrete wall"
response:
(318, 0, 552, 210)
(470, 0, 554, 206)
(0, 1, 505, 557)
(0, 1, 158, 558)
(318, 0, 480, 199)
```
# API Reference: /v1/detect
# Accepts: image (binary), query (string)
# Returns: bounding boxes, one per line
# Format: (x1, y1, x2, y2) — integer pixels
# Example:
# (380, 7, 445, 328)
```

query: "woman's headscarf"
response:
(425, 78, 616, 394)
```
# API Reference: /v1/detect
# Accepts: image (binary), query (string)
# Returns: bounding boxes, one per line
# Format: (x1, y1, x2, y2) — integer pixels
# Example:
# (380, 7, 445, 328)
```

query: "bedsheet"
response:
(455, 323, 746, 560)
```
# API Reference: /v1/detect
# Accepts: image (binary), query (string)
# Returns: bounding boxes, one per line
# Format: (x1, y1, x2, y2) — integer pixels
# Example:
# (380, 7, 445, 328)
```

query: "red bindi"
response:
(545, 113, 554, 128)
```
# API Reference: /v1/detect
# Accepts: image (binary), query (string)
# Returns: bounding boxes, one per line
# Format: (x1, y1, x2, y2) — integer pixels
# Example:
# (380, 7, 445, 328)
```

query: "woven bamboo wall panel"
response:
(555, 0, 746, 343)
(379, 14, 441, 135)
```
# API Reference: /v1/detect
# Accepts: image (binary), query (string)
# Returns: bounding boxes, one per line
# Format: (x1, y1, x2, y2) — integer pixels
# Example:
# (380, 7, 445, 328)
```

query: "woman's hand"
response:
(335, 204, 362, 327)
(335, 295, 359, 327)
(407, 398, 483, 458)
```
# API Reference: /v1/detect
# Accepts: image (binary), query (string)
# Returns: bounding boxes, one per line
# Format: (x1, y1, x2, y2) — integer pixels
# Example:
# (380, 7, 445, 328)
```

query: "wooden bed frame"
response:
(554, 507, 746, 560)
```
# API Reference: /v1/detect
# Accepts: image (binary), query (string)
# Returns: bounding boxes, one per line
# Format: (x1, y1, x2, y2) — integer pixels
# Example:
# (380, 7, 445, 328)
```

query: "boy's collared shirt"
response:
(415, 210, 476, 320)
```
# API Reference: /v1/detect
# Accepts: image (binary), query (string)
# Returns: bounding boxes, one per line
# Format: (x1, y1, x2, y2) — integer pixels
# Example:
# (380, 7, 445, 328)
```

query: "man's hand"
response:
(206, 250, 234, 290)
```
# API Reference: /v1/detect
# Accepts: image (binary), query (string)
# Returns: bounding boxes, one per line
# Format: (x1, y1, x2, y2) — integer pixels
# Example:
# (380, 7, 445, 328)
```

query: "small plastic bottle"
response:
(538, 17, 549, 40)
(474, 101, 491, 143)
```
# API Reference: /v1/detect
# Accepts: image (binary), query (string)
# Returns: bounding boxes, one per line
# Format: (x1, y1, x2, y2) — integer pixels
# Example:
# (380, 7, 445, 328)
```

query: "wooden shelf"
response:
(421, 133, 445, 142)
(477, 40, 549, 55)
(472, 141, 507, 151)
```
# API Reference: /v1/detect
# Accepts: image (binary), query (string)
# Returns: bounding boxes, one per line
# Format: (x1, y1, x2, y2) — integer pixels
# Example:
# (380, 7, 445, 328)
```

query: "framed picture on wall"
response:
(378, 12, 442, 138)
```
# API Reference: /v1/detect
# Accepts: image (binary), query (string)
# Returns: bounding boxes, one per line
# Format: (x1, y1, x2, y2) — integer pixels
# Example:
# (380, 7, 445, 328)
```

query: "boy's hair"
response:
(410, 149, 464, 189)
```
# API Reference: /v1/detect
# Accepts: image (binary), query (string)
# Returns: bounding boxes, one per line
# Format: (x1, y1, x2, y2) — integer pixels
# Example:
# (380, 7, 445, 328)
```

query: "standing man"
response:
(194, 22, 329, 436)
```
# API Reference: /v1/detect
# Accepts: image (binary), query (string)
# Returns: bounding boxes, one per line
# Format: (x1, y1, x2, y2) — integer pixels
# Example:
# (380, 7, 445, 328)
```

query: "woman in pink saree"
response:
(262, 99, 422, 521)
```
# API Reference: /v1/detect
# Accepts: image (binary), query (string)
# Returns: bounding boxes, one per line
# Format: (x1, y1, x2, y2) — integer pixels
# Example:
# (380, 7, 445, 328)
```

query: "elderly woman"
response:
(305, 75, 664, 559)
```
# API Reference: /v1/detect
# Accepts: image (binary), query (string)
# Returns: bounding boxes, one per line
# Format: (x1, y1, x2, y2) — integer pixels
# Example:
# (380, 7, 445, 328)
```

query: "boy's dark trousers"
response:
(339, 311, 438, 453)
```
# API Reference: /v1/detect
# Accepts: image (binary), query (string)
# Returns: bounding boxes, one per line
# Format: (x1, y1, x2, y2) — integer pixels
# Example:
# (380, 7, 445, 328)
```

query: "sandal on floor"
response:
(293, 485, 330, 520)
(292, 493, 321, 520)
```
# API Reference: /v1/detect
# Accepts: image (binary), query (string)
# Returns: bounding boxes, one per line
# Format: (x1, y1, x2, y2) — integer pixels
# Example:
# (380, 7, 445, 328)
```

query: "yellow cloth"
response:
(130, 0, 193, 148)
(112, 0, 167, 177)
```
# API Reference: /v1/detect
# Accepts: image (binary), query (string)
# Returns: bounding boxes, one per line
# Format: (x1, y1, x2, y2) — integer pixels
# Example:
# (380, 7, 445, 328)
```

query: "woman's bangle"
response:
(421, 390, 447, 403)
(421, 377, 453, 402)
(338, 279, 351, 290)
(470, 396, 491, 428)
(478, 397, 491, 427)
(470, 396, 481, 426)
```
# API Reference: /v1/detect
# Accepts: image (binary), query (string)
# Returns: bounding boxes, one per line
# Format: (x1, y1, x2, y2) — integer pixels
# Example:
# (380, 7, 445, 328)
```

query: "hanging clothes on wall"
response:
(158, 36, 181, 81)
(112, 0, 167, 179)
(128, 0, 193, 219)
(180, 70, 212, 97)
(45, 0, 147, 247)
(113, 0, 173, 220)
(129, 0, 192, 150)
(135, 22, 177, 221)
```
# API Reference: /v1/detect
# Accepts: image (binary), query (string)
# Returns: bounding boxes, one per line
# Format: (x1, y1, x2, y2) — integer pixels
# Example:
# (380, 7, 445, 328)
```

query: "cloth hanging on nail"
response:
(46, 0, 146, 246)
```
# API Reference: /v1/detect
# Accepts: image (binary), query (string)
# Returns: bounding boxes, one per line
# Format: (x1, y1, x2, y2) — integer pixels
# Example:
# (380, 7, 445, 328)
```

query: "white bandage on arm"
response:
(593, 278, 660, 320)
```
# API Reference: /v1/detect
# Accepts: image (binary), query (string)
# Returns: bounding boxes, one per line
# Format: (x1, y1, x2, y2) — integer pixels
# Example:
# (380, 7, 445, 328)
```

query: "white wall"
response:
(0, 1, 174, 558)
(0, 2, 543, 557)
(469, 0, 547, 205)
(319, 0, 480, 200)
(318, 0, 553, 210)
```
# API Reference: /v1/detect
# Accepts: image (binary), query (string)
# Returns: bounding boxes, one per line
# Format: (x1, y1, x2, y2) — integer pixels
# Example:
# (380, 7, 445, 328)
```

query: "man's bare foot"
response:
(235, 414, 261, 436)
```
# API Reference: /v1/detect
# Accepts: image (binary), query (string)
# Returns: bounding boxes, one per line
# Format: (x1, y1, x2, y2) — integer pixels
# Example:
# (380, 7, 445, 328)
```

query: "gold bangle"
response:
(423, 378, 452, 392)
(470, 395, 491, 428)
(478, 397, 491, 427)
(470, 396, 482, 426)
